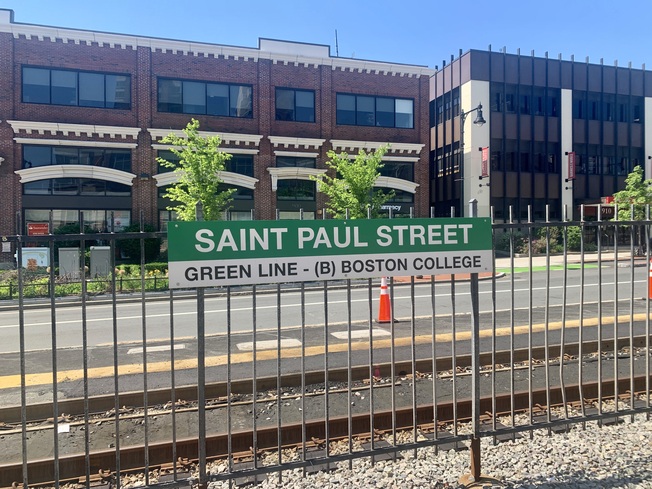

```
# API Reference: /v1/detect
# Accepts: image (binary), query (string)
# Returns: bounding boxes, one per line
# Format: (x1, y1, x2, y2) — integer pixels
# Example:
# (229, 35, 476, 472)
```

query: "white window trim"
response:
(8, 120, 140, 139)
(16, 165, 136, 186)
(273, 150, 320, 158)
(267, 167, 327, 191)
(152, 144, 258, 155)
(154, 170, 258, 190)
(330, 139, 424, 155)
(14, 137, 137, 149)
(148, 128, 263, 147)
(268, 136, 325, 151)
(375, 176, 419, 194)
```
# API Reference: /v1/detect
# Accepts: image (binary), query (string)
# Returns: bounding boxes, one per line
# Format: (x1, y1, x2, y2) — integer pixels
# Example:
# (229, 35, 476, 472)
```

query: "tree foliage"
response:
(313, 146, 394, 219)
(612, 165, 652, 221)
(118, 223, 162, 263)
(157, 119, 234, 221)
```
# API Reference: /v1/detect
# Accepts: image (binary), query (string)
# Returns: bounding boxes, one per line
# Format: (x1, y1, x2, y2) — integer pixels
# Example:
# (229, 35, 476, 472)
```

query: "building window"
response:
(218, 183, 253, 200)
(451, 88, 460, 118)
(588, 93, 601, 121)
(276, 156, 317, 201)
(505, 140, 517, 172)
(24, 178, 131, 197)
(275, 88, 315, 122)
(226, 154, 254, 176)
(277, 180, 315, 201)
(379, 189, 414, 204)
(23, 145, 132, 171)
(336, 93, 414, 128)
(520, 94, 530, 115)
(632, 97, 643, 123)
(573, 94, 585, 120)
(490, 84, 502, 112)
(492, 150, 503, 171)
(379, 161, 414, 181)
(435, 96, 444, 125)
(25, 209, 131, 233)
(547, 93, 558, 117)
(504, 85, 518, 113)
(22, 66, 131, 109)
(157, 78, 253, 118)
(547, 143, 559, 173)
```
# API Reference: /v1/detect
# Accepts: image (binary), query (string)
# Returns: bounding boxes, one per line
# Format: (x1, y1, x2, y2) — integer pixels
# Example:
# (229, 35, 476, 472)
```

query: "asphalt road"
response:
(0, 262, 649, 403)
(0, 262, 646, 353)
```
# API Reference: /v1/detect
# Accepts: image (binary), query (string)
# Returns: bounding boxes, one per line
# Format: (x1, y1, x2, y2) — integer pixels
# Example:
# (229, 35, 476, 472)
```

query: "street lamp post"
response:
(459, 103, 486, 215)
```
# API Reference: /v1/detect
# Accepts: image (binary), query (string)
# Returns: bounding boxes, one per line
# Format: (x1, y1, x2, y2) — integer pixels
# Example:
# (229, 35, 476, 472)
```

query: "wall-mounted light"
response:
(0, 157, 4, 166)
(139, 172, 150, 181)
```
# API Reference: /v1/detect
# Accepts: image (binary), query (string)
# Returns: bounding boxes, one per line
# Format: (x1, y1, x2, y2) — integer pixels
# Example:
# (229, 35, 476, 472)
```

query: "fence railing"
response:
(1, 204, 651, 488)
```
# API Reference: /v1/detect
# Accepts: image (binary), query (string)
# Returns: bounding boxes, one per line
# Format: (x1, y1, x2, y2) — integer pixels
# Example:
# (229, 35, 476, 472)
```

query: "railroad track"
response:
(2, 335, 651, 488)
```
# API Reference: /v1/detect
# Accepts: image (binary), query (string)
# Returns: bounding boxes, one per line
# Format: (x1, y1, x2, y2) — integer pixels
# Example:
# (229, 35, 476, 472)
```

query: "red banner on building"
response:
(568, 152, 576, 180)
(481, 147, 489, 178)
(27, 223, 49, 236)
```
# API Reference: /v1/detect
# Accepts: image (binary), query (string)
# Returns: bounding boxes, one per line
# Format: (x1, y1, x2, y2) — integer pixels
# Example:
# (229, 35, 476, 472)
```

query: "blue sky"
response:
(1, 0, 651, 69)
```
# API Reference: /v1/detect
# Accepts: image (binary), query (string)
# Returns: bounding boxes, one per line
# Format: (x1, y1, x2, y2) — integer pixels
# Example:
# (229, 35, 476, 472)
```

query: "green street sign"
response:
(167, 218, 493, 288)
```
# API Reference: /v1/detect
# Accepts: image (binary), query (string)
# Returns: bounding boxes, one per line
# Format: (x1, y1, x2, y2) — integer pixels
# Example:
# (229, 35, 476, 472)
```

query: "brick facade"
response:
(0, 10, 433, 263)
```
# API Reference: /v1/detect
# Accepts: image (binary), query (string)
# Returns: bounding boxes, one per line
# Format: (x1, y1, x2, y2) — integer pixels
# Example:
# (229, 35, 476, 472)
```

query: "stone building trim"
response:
(267, 167, 327, 191)
(14, 138, 137, 149)
(330, 139, 425, 155)
(15, 165, 136, 185)
(268, 136, 325, 151)
(148, 128, 263, 148)
(153, 170, 258, 190)
(375, 176, 419, 193)
(8, 120, 140, 140)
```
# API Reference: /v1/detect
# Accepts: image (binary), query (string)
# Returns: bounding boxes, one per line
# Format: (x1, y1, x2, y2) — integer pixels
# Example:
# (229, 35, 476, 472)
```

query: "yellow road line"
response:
(0, 313, 647, 390)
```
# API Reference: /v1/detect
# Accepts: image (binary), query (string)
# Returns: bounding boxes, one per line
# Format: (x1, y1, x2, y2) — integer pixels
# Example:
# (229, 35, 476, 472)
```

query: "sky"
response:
(1, 0, 651, 70)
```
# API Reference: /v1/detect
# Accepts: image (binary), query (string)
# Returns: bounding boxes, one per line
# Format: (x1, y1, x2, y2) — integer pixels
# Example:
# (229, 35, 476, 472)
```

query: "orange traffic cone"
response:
(377, 276, 392, 323)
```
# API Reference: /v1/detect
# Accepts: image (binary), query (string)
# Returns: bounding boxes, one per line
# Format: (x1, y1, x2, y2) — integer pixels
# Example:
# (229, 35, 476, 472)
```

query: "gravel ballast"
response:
(203, 413, 652, 489)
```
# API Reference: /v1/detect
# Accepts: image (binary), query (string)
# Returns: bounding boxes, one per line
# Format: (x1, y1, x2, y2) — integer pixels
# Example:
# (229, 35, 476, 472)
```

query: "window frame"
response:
(157, 77, 253, 118)
(275, 87, 315, 122)
(23, 145, 132, 172)
(336, 92, 414, 129)
(22, 66, 131, 109)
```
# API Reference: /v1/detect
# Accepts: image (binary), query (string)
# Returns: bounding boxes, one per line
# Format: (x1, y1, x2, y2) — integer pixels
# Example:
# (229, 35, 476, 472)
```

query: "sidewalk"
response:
(394, 251, 645, 284)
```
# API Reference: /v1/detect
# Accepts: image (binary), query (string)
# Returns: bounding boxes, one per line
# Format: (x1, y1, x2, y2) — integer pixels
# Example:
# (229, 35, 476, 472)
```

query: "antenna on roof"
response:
(335, 29, 339, 57)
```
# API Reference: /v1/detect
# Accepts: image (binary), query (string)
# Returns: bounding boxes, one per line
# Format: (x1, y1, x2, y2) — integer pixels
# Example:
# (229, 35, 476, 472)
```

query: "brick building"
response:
(0, 9, 432, 263)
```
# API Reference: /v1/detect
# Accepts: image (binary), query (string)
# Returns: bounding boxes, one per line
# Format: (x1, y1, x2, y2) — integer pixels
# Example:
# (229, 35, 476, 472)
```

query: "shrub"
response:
(494, 230, 527, 253)
(117, 224, 161, 263)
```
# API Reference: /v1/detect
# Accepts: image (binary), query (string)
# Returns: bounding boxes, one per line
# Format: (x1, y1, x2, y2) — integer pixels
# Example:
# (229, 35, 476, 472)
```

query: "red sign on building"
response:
(481, 147, 489, 178)
(568, 152, 576, 180)
(27, 223, 49, 236)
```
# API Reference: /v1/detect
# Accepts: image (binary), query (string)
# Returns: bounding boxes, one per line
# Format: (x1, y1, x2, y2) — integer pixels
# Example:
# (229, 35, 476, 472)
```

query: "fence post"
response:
(195, 201, 208, 489)
(460, 199, 483, 485)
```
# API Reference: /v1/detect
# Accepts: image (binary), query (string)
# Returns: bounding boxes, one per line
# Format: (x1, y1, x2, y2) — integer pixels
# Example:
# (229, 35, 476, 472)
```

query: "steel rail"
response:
(2, 375, 650, 488)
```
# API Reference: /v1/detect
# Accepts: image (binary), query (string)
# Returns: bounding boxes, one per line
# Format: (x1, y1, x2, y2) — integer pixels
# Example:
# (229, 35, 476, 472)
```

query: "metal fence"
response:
(1, 204, 651, 488)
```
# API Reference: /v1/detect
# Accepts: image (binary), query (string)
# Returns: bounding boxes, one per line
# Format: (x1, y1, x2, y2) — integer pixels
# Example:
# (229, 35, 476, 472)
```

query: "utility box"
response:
(58, 247, 81, 280)
(16, 247, 49, 268)
(89, 246, 111, 277)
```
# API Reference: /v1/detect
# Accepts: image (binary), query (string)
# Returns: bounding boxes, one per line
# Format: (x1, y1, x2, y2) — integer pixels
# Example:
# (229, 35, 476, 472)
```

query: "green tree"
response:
(612, 165, 652, 250)
(157, 119, 234, 221)
(313, 146, 394, 219)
